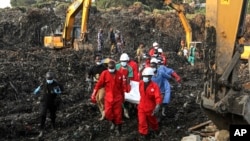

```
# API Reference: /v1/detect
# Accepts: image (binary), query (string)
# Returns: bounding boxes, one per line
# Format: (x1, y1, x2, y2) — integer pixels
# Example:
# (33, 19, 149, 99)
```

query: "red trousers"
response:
(138, 110, 159, 135)
(105, 100, 123, 125)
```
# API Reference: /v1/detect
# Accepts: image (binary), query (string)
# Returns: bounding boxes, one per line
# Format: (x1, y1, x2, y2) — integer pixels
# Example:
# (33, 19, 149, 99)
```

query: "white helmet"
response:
(153, 42, 159, 47)
(120, 53, 129, 61)
(142, 67, 155, 76)
(150, 58, 158, 64)
(158, 48, 163, 53)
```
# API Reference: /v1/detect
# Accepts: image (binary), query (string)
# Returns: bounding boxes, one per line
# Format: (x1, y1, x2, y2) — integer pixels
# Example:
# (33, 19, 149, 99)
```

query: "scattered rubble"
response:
(182, 122, 229, 141)
(1, 5, 250, 141)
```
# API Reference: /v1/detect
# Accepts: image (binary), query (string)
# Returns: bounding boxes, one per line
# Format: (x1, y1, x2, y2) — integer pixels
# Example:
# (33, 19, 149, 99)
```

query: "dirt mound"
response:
(0, 7, 210, 141)
(0, 8, 60, 47)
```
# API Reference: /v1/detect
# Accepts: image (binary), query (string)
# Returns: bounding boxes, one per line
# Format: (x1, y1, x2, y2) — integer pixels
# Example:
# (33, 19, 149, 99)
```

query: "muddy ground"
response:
(1, 5, 248, 141)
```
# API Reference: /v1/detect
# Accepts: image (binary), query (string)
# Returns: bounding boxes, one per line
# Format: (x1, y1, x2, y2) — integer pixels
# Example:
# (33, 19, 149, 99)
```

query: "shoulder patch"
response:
(151, 88, 154, 92)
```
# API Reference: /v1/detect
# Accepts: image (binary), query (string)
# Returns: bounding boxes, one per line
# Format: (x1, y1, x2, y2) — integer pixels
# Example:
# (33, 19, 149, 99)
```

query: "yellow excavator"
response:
(163, 0, 192, 50)
(44, 0, 92, 50)
(200, 0, 250, 129)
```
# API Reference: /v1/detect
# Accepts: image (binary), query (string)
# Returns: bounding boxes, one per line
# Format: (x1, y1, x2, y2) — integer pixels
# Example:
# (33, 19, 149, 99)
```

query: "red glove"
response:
(122, 75, 131, 93)
(124, 84, 131, 93)
(90, 89, 97, 103)
(171, 72, 181, 83)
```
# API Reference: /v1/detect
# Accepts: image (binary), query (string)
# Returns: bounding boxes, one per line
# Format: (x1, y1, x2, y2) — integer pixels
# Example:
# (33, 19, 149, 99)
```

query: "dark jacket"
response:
(88, 64, 107, 80)
(41, 80, 64, 105)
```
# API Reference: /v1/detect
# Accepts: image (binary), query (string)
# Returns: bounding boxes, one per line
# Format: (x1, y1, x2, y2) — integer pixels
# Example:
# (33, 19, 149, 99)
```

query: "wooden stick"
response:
(188, 120, 212, 132)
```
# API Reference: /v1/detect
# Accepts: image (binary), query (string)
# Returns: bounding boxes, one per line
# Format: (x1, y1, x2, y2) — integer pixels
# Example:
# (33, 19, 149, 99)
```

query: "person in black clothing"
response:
(108, 28, 116, 54)
(34, 71, 64, 130)
(87, 55, 107, 82)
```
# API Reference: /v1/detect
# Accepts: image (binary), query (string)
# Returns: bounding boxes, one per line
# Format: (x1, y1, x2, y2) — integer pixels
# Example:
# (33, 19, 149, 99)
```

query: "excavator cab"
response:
(43, 0, 92, 51)
(44, 34, 64, 49)
(43, 26, 83, 49)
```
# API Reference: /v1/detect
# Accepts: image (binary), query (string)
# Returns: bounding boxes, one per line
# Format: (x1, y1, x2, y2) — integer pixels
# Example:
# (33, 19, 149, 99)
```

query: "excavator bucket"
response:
(73, 38, 93, 52)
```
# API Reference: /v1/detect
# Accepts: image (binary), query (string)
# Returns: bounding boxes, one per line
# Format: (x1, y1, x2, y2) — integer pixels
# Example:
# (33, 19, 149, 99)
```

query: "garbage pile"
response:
(0, 5, 230, 141)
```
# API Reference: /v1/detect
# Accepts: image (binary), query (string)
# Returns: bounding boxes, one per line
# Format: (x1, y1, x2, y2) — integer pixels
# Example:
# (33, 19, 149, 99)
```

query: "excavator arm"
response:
(164, 0, 192, 49)
(63, 0, 91, 44)
(201, 0, 250, 129)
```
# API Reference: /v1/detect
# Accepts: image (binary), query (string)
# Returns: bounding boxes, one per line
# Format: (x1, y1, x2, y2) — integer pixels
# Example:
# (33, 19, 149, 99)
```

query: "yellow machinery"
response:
(201, 0, 250, 129)
(241, 45, 250, 59)
(164, 0, 192, 49)
(44, 0, 91, 50)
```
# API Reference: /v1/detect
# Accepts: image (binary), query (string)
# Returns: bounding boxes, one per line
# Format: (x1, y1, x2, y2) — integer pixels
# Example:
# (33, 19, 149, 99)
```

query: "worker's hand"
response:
(176, 78, 181, 83)
(90, 90, 97, 103)
(152, 104, 160, 116)
(33, 86, 41, 95)
(86, 78, 91, 82)
(124, 84, 131, 93)
(171, 72, 181, 83)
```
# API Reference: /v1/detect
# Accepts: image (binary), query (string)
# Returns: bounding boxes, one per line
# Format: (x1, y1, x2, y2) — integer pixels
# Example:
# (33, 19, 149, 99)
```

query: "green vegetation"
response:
(10, 0, 163, 11)
(9, 0, 208, 16)
(10, 0, 36, 7)
(10, 0, 71, 7)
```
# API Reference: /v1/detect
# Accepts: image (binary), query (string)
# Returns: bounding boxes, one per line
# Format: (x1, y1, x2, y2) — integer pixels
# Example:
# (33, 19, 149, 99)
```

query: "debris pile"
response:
(181, 121, 229, 141)
(1, 5, 245, 140)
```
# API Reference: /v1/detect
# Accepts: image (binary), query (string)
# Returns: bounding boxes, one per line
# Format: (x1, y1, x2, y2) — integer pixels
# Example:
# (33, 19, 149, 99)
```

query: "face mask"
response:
(46, 80, 53, 84)
(152, 68, 157, 72)
(154, 47, 158, 49)
(121, 62, 127, 67)
(96, 62, 101, 65)
(108, 69, 115, 73)
(143, 77, 149, 83)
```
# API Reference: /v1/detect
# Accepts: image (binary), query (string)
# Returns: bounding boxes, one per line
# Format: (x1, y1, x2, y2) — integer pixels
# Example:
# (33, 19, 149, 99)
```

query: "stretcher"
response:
(125, 81, 140, 104)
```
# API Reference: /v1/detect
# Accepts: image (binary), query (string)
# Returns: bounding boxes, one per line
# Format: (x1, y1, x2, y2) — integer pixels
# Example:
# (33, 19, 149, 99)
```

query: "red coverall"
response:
(116, 66, 131, 92)
(138, 80, 162, 135)
(94, 70, 128, 125)
(128, 60, 139, 81)
(161, 54, 167, 66)
(145, 59, 150, 68)
(148, 47, 155, 56)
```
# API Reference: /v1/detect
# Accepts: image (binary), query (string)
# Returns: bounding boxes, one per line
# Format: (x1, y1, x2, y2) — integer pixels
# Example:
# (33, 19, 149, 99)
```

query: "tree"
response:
(95, 0, 163, 10)
(139, 0, 163, 9)
(10, 0, 37, 7)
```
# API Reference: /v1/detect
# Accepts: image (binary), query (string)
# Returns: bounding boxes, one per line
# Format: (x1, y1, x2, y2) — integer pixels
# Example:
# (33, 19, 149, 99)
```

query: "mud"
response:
(1, 5, 245, 141)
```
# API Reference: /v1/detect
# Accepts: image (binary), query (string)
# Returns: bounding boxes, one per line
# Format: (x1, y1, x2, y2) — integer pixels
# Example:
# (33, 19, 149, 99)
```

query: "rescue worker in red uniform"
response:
(138, 67, 162, 140)
(149, 42, 159, 56)
(127, 54, 140, 82)
(91, 60, 129, 136)
(158, 48, 167, 66)
(116, 53, 133, 118)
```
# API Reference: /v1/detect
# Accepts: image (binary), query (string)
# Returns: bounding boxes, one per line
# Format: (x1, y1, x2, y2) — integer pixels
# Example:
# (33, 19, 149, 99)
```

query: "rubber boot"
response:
(51, 117, 56, 129)
(51, 121, 56, 129)
(115, 124, 122, 136)
(161, 107, 166, 116)
(139, 134, 150, 141)
(40, 116, 46, 130)
(124, 108, 130, 119)
(110, 122, 115, 130)
(38, 130, 44, 138)
(151, 130, 160, 139)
